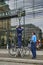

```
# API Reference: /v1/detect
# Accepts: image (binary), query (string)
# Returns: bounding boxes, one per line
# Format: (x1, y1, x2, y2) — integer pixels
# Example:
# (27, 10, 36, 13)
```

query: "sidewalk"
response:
(0, 49, 43, 59)
(0, 49, 43, 64)
(0, 49, 43, 55)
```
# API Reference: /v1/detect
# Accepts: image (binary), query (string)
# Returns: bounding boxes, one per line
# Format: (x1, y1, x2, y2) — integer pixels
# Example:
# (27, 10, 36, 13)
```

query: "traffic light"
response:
(21, 10, 25, 16)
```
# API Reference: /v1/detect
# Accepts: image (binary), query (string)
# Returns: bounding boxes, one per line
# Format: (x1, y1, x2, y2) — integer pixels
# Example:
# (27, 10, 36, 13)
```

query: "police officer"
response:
(31, 32, 37, 59)
(16, 25, 23, 48)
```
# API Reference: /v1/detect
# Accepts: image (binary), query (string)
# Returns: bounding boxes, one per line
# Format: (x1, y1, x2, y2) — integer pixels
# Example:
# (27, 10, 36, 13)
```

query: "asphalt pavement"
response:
(0, 62, 36, 65)
(0, 49, 43, 64)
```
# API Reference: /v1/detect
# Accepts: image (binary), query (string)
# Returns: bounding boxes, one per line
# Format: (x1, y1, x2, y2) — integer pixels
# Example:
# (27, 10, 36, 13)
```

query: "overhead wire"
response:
(0, 0, 43, 19)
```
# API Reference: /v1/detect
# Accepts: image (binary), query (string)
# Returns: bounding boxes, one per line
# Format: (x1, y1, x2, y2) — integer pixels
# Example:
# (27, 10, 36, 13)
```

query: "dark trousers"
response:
(18, 36, 22, 48)
(31, 42, 36, 58)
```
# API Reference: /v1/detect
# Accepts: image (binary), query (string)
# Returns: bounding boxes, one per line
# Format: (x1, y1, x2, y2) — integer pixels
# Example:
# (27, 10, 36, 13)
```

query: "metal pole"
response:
(23, 0, 26, 45)
(18, 9, 21, 26)
(23, 13, 25, 45)
(6, 0, 10, 49)
(18, 17, 20, 25)
(16, 0, 21, 26)
(16, 0, 17, 24)
(33, 0, 35, 18)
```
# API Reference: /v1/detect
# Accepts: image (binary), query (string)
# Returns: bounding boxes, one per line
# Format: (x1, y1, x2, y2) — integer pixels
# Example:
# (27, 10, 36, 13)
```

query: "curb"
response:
(0, 57, 43, 64)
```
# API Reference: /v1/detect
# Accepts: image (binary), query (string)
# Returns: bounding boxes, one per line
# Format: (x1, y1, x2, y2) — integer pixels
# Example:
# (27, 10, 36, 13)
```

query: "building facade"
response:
(0, 1, 11, 48)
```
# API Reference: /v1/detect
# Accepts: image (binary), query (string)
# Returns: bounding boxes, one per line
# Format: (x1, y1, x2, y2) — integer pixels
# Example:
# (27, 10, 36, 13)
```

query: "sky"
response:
(5, 0, 43, 32)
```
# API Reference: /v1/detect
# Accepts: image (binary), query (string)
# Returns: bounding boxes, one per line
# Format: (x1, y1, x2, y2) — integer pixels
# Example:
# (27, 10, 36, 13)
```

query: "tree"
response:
(0, 0, 4, 2)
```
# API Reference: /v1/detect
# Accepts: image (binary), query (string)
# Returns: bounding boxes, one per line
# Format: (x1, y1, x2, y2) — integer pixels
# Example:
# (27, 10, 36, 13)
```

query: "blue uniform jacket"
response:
(31, 35, 37, 43)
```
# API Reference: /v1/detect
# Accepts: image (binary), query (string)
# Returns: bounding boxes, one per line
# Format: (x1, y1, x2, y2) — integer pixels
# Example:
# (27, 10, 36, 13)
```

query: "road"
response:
(0, 62, 34, 65)
(0, 49, 43, 65)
